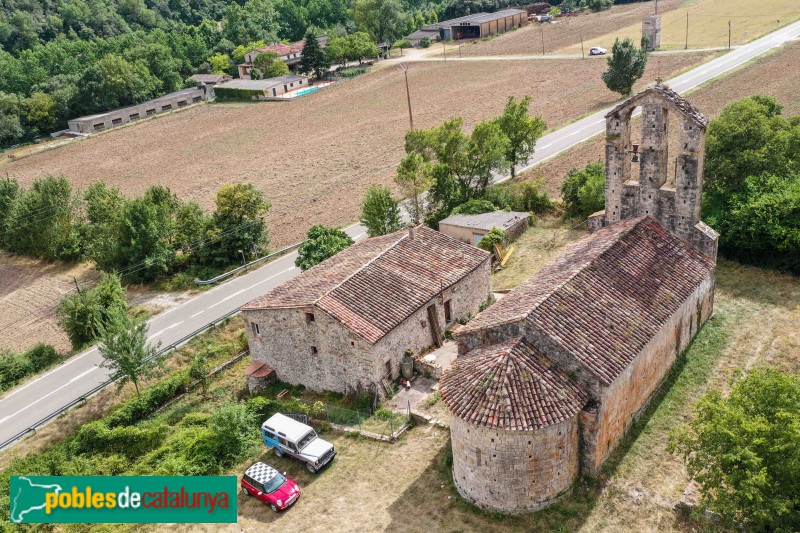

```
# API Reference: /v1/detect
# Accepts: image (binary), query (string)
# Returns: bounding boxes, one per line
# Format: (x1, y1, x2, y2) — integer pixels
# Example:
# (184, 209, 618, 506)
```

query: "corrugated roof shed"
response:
(439, 211, 529, 232)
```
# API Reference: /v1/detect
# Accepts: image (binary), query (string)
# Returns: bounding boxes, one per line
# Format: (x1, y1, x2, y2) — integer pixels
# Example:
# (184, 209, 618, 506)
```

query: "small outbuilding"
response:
(438, 211, 529, 246)
(215, 75, 309, 99)
(241, 226, 492, 396)
(404, 9, 527, 45)
(67, 87, 206, 134)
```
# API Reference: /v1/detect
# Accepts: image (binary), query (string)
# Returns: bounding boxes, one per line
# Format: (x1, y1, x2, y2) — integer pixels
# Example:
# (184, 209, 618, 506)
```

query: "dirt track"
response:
(2, 54, 708, 248)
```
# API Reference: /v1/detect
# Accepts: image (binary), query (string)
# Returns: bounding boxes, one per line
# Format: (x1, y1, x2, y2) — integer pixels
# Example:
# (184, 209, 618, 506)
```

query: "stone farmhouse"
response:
(241, 226, 491, 396)
(238, 35, 328, 79)
(440, 86, 719, 513)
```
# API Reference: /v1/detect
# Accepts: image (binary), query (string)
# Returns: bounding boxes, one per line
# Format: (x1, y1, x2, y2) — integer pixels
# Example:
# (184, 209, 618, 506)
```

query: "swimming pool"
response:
(295, 86, 321, 96)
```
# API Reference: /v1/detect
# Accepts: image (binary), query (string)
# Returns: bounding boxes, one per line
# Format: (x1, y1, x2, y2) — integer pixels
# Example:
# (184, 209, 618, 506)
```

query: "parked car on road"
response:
(241, 461, 301, 512)
(589, 46, 608, 55)
(261, 413, 336, 473)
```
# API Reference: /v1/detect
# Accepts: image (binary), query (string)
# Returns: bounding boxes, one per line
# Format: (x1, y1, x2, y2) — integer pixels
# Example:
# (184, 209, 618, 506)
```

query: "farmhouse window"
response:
(444, 300, 452, 323)
(146, 109, 156, 116)
(192, 96, 201, 103)
(311, 346, 318, 354)
(384, 360, 392, 377)
(93, 123, 105, 131)
(112, 118, 122, 125)
(178, 100, 187, 107)
(251, 322, 260, 336)
(161, 104, 172, 111)
(129, 113, 140, 120)
(305, 312, 315, 324)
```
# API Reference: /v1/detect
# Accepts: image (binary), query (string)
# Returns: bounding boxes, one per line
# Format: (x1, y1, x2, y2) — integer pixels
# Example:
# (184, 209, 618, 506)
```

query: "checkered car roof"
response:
(245, 462, 279, 485)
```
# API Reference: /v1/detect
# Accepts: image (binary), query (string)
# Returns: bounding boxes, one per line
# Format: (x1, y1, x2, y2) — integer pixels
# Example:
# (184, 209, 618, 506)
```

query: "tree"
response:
(25, 92, 59, 133)
(404, 116, 508, 224)
(395, 152, 433, 225)
(115, 186, 178, 282)
(450, 198, 495, 215)
(4, 175, 81, 261)
(57, 273, 127, 349)
(360, 185, 403, 237)
(326, 35, 350, 67)
(82, 182, 128, 272)
(669, 369, 800, 532)
(477, 227, 504, 252)
(701, 96, 800, 273)
(251, 51, 289, 79)
(345, 32, 380, 64)
(351, 0, 406, 44)
(203, 183, 270, 266)
(561, 161, 605, 218)
(295, 225, 354, 270)
(97, 308, 160, 396)
(0, 91, 24, 145)
(0, 176, 21, 248)
(189, 351, 210, 396)
(495, 95, 546, 178)
(602, 37, 648, 96)
(208, 52, 233, 75)
(74, 54, 159, 115)
(299, 30, 330, 79)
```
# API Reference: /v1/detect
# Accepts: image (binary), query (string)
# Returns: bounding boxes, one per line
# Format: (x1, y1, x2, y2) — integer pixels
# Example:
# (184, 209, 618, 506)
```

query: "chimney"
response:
(408, 224, 416, 240)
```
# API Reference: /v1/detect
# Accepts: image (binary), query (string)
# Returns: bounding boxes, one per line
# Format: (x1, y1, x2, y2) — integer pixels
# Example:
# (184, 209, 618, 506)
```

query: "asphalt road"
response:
(2, 19, 799, 448)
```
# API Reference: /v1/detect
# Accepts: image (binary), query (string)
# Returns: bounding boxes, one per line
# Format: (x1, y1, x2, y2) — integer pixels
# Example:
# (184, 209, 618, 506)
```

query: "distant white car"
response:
(589, 47, 607, 56)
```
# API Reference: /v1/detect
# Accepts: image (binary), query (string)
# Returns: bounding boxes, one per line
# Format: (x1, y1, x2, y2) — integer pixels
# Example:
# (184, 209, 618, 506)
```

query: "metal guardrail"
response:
(0, 308, 241, 451)
(194, 242, 303, 285)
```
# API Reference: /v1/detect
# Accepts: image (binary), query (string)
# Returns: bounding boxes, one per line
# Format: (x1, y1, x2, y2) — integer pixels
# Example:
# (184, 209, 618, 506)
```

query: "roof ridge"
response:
(520, 217, 646, 323)
(312, 230, 408, 306)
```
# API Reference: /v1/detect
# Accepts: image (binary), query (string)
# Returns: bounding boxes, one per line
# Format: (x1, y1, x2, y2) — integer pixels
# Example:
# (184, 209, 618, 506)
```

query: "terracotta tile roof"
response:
(242, 226, 490, 344)
(458, 216, 714, 386)
(440, 337, 589, 430)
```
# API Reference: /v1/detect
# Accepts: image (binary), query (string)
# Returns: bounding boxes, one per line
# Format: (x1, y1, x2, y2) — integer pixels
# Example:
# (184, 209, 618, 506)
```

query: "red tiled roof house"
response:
(241, 226, 491, 396)
(440, 87, 719, 513)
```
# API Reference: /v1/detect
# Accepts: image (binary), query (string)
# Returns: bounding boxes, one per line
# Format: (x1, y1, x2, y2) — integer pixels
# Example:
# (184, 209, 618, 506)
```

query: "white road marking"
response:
(147, 321, 184, 341)
(189, 310, 205, 318)
(0, 347, 98, 401)
(2, 366, 100, 422)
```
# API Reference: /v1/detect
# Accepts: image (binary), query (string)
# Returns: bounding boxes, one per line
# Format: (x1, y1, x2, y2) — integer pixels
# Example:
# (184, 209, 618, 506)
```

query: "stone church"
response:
(440, 85, 719, 513)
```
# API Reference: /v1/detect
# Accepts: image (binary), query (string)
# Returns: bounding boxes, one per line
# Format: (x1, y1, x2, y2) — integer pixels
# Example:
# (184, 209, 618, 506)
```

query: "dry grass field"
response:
(524, 40, 800, 199)
(556, 0, 800, 54)
(0, 252, 98, 353)
(0, 55, 708, 249)
(462, 0, 684, 57)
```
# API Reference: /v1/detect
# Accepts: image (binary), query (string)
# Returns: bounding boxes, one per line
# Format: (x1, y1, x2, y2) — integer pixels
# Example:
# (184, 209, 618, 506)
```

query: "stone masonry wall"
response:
(244, 258, 491, 395)
(582, 270, 716, 475)
(450, 415, 580, 513)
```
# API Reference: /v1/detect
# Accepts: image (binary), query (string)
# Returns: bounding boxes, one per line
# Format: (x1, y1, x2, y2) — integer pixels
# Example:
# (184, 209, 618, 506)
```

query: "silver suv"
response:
(261, 413, 336, 473)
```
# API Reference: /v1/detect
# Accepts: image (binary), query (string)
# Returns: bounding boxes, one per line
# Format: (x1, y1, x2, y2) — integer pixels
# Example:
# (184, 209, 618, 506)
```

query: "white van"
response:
(261, 413, 336, 473)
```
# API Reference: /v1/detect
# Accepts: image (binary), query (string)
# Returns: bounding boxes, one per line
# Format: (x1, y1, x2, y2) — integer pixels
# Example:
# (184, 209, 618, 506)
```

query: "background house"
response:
(241, 226, 491, 396)
(438, 211, 529, 246)
(238, 35, 328, 79)
(214, 75, 309, 99)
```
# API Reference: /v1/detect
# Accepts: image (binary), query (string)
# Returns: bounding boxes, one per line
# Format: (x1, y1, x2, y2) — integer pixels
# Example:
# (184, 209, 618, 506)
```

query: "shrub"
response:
(670, 369, 800, 531)
(478, 227, 505, 252)
(419, 37, 431, 48)
(484, 180, 552, 214)
(450, 198, 496, 216)
(104, 369, 190, 428)
(0, 343, 60, 391)
(561, 161, 605, 219)
(57, 273, 127, 349)
(295, 225, 354, 271)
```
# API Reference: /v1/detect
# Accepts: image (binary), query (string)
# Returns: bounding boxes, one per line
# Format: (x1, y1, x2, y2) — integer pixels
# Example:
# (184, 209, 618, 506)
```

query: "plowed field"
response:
(1, 54, 709, 248)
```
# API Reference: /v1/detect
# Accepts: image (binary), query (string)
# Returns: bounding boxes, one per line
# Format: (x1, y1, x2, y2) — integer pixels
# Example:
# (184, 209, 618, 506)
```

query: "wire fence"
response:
(296, 398, 411, 441)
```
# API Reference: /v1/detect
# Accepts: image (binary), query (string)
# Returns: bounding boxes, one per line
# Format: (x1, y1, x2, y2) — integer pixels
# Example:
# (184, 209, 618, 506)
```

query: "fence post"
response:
(390, 416, 394, 437)
(407, 400, 411, 420)
(357, 411, 361, 430)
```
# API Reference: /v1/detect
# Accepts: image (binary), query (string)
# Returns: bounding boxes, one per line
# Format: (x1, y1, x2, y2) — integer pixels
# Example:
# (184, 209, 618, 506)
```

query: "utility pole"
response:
(728, 20, 732, 49)
(73, 277, 82, 294)
(541, 25, 545, 55)
(685, 12, 689, 50)
(580, 35, 585, 59)
(443, 41, 447, 61)
(401, 64, 414, 131)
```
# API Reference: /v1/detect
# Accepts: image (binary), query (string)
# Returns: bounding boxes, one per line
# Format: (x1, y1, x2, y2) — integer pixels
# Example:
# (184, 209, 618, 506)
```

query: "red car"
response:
(241, 461, 301, 512)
